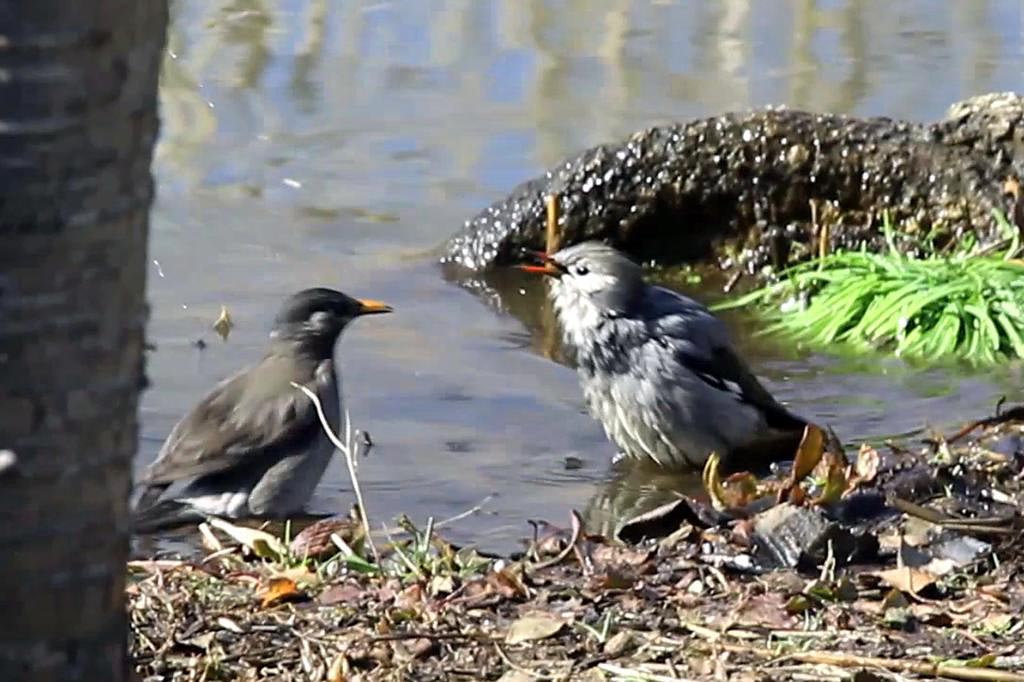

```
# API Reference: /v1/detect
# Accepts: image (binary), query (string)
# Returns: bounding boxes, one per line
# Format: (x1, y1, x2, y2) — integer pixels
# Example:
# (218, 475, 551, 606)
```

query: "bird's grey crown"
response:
(271, 287, 364, 356)
(273, 287, 364, 330)
(551, 242, 644, 289)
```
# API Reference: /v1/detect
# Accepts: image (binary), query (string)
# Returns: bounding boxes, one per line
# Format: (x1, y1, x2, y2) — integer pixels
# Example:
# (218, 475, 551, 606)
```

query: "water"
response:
(142, 0, 1024, 554)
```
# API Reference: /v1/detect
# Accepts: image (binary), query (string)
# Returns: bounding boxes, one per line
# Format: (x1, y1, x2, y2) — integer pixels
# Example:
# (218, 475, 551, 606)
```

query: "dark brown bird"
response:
(133, 287, 392, 532)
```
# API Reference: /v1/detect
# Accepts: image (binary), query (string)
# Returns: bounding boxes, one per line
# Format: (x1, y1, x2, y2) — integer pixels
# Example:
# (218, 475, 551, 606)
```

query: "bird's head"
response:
(272, 287, 392, 354)
(517, 242, 644, 319)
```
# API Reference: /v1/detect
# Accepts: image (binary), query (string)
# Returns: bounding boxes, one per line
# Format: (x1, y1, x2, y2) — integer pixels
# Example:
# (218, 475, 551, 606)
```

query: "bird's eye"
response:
(573, 264, 590, 276)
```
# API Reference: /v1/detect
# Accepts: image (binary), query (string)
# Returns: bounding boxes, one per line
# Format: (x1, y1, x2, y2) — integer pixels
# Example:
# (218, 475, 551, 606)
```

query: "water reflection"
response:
(583, 458, 709, 542)
(146, 0, 1024, 554)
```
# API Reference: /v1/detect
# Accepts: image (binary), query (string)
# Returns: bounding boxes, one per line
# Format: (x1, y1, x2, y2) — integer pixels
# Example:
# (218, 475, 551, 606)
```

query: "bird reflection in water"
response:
(582, 458, 711, 544)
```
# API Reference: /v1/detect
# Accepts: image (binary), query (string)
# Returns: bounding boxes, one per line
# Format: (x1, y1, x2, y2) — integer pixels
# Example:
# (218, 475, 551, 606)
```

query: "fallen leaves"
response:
(872, 566, 938, 598)
(259, 577, 304, 608)
(213, 304, 234, 341)
(127, 403, 1024, 682)
(207, 517, 287, 560)
(450, 566, 530, 609)
(288, 516, 362, 561)
(505, 612, 566, 644)
(702, 452, 763, 512)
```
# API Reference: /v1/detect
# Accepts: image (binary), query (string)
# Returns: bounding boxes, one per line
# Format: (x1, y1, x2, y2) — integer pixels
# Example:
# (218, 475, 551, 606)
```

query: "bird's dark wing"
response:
(139, 357, 333, 487)
(646, 287, 805, 431)
(678, 343, 806, 431)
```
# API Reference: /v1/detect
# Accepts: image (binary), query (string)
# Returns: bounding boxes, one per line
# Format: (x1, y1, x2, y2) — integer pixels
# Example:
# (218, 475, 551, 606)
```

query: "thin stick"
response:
(529, 509, 584, 571)
(290, 382, 380, 565)
(494, 642, 554, 680)
(544, 194, 561, 254)
(698, 642, 1024, 682)
(374, 494, 494, 537)
(598, 663, 701, 682)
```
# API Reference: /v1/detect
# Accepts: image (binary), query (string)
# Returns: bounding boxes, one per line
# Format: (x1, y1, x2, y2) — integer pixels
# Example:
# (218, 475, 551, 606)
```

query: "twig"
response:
(494, 642, 554, 680)
(544, 194, 561, 254)
(434, 494, 493, 529)
(697, 641, 1024, 682)
(365, 632, 482, 643)
(374, 494, 494, 537)
(127, 559, 190, 571)
(598, 662, 701, 682)
(886, 495, 1016, 536)
(291, 382, 380, 565)
(941, 403, 1024, 445)
(529, 510, 584, 571)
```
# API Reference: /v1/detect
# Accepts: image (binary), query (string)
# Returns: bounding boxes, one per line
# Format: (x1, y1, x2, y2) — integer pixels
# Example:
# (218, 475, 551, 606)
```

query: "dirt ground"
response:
(129, 406, 1024, 682)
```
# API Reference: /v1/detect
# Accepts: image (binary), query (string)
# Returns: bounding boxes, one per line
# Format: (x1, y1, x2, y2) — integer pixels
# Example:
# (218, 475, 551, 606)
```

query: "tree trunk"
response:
(0, 1, 167, 679)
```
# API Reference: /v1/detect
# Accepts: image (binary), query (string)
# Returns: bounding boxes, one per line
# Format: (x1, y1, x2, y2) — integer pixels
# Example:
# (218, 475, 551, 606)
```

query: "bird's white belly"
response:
(581, 370, 718, 469)
(177, 490, 250, 519)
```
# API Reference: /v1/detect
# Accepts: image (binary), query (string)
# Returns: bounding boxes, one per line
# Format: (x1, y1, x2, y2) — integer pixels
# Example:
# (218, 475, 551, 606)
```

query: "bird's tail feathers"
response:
(133, 483, 170, 513)
(132, 499, 207, 534)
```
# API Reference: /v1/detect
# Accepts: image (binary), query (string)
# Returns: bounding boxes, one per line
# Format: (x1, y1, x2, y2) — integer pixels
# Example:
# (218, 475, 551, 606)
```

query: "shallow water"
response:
(141, 0, 1024, 555)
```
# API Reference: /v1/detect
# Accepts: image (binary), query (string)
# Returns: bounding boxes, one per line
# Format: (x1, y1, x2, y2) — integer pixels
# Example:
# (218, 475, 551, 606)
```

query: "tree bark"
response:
(0, 1, 167, 679)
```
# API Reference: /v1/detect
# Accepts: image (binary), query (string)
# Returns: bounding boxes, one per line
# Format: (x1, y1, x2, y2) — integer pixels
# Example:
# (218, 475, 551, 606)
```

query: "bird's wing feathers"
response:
(647, 287, 804, 431)
(140, 357, 334, 486)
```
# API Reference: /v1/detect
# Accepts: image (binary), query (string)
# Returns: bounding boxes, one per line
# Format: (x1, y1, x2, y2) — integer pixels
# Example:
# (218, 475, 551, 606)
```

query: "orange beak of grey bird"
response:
(517, 251, 566, 278)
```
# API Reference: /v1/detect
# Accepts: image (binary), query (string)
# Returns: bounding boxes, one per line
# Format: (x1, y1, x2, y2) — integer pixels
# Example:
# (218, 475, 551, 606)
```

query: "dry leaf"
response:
(488, 567, 530, 599)
(854, 443, 880, 483)
(874, 566, 938, 597)
(216, 616, 246, 633)
(776, 424, 827, 504)
(260, 577, 301, 608)
(811, 449, 849, 505)
(791, 424, 825, 481)
(208, 517, 286, 559)
(289, 516, 360, 560)
(213, 304, 234, 340)
(505, 613, 566, 644)
(326, 653, 349, 682)
(319, 581, 366, 606)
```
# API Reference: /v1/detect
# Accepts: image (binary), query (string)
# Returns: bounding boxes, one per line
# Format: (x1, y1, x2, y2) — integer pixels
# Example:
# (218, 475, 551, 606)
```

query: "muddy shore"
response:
(130, 406, 1024, 681)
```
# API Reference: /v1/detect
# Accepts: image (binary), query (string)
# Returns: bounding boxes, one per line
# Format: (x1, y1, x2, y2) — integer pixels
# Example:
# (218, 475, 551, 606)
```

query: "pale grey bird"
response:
(133, 287, 392, 533)
(519, 242, 807, 472)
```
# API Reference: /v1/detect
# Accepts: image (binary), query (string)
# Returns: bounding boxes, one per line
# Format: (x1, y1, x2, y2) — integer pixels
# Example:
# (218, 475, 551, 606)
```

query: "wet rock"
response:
(826, 491, 893, 526)
(929, 533, 992, 567)
(752, 503, 876, 569)
(442, 94, 1024, 281)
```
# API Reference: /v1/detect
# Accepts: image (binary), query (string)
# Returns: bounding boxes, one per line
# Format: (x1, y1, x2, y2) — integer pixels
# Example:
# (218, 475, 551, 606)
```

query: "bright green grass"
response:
(712, 211, 1024, 366)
